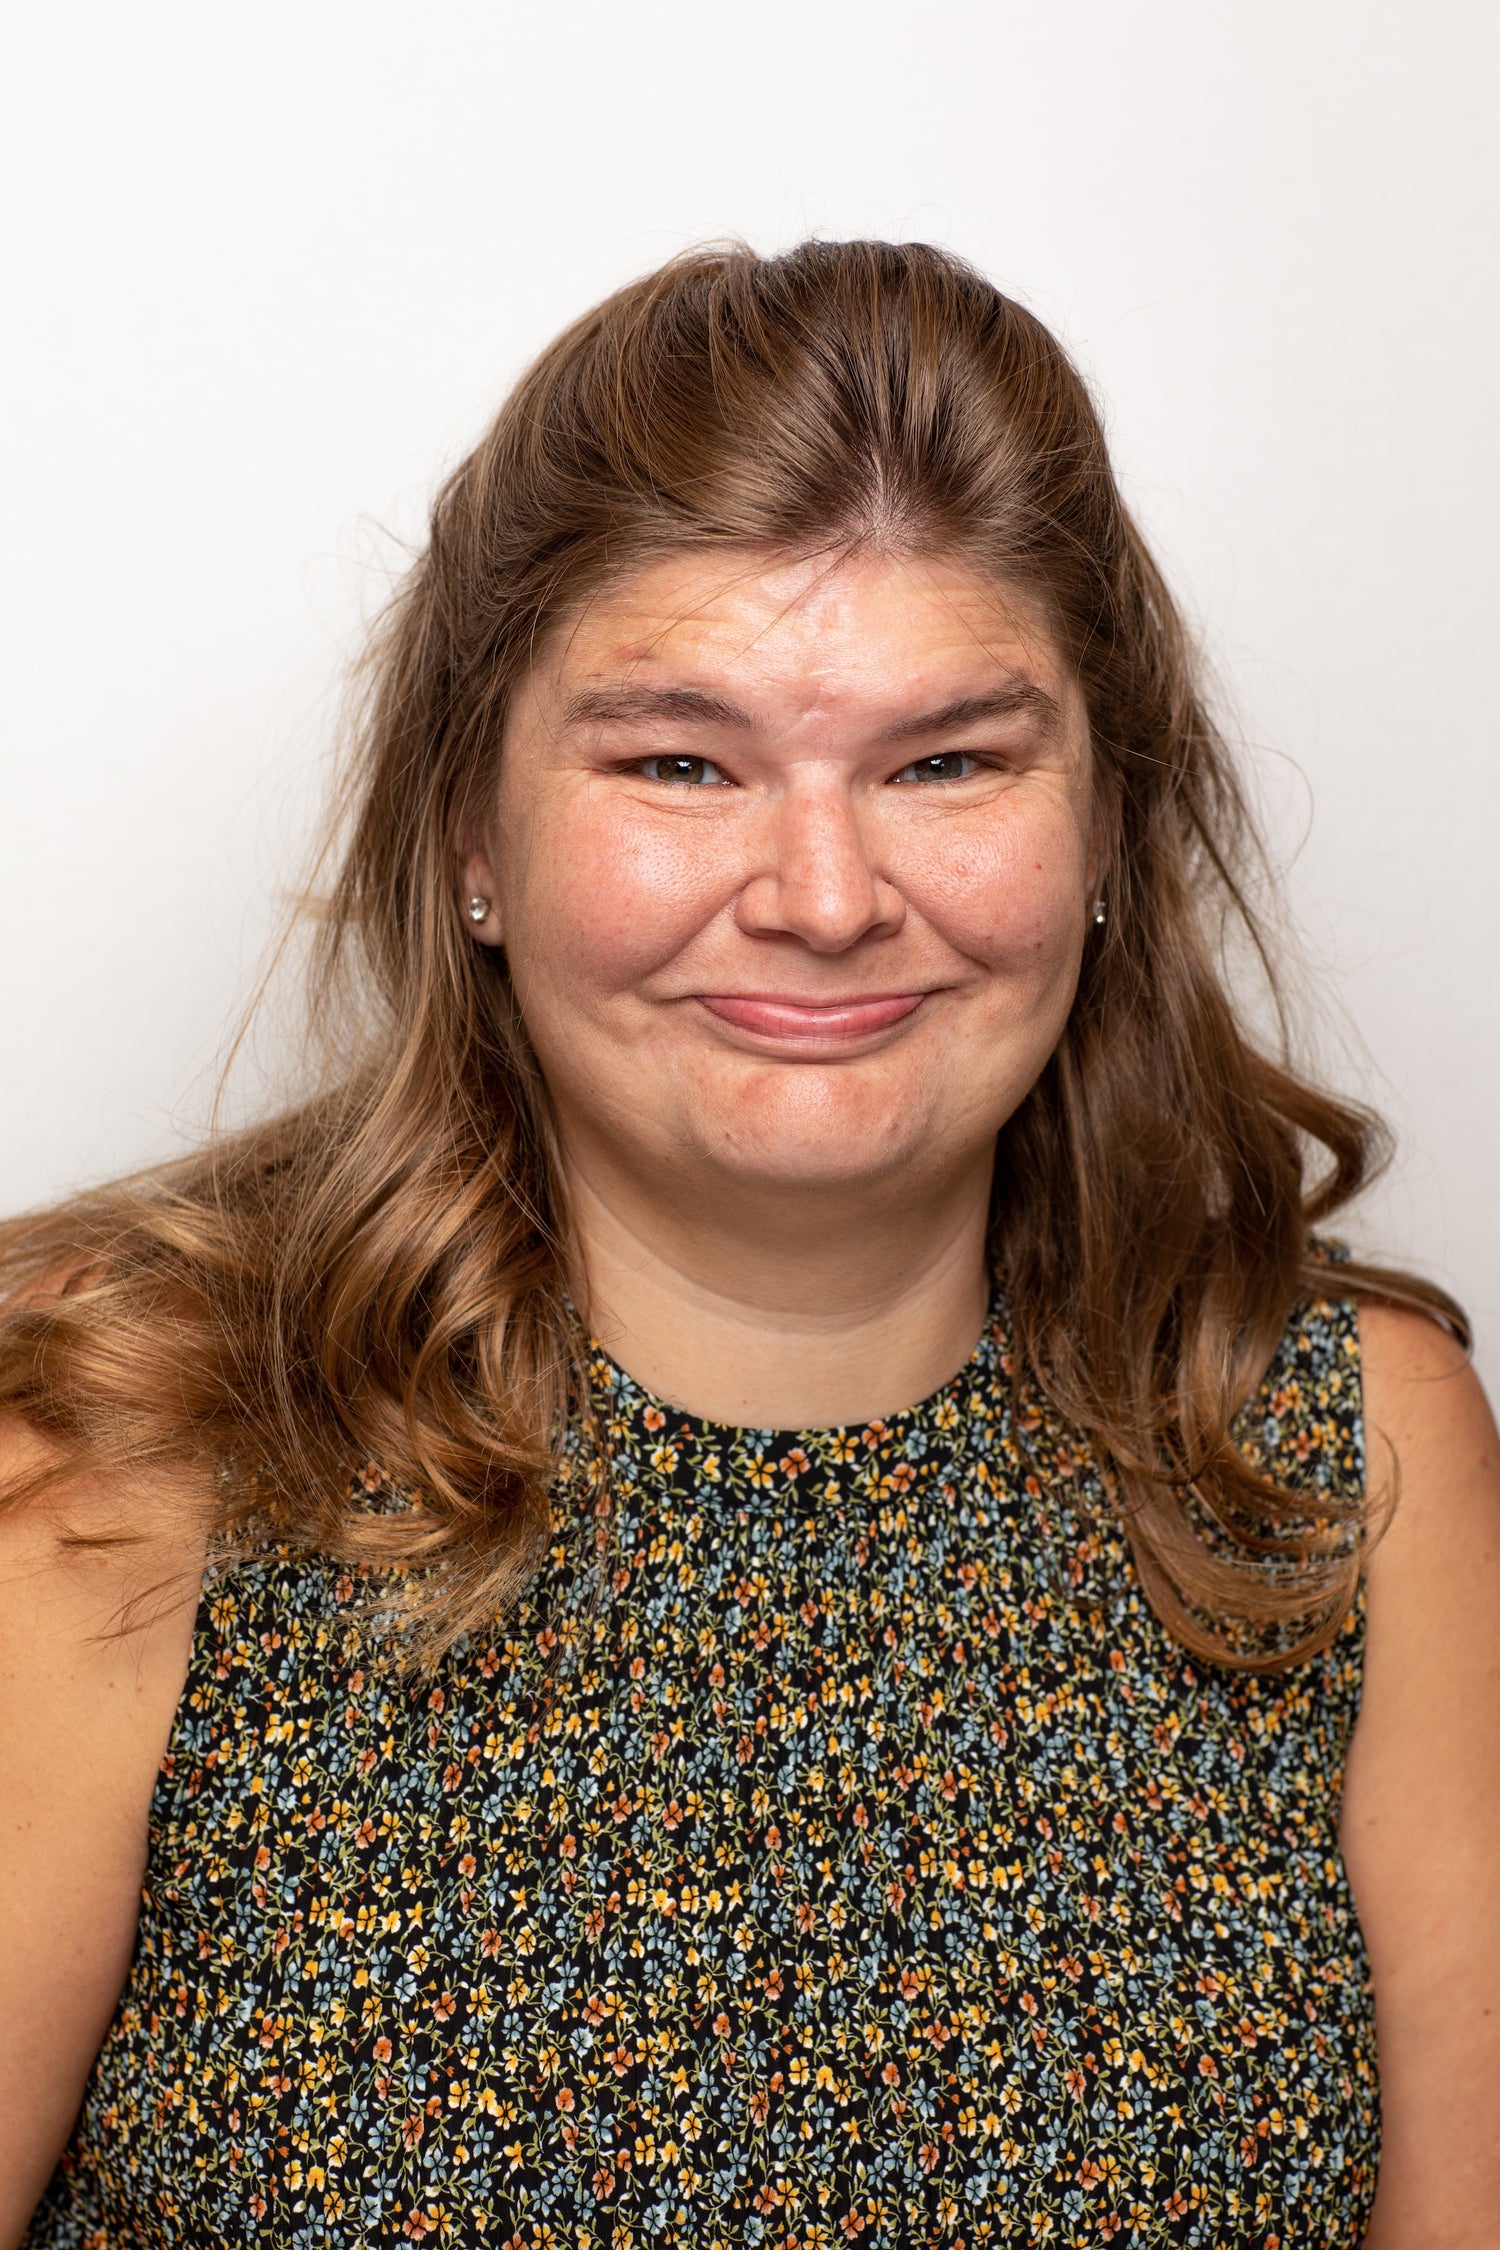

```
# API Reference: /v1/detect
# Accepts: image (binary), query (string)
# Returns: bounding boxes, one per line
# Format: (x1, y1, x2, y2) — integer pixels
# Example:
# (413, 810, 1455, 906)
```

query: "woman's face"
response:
(468, 546, 1096, 1215)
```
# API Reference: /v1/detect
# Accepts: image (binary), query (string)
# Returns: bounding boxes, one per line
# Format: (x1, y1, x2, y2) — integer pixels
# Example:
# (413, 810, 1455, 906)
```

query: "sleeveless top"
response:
(28, 1287, 1379, 2249)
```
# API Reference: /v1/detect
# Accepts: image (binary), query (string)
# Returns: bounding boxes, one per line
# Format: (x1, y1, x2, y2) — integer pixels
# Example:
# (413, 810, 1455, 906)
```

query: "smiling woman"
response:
(2, 241, 1497, 2249)
(467, 549, 1097, 1423)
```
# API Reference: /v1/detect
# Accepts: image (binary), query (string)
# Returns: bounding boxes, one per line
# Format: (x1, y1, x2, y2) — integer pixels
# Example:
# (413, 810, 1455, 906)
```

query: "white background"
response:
(2, 0, 1496, 1384)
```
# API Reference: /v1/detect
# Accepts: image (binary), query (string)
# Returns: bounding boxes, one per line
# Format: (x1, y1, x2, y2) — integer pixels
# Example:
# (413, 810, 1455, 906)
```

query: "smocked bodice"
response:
(29, 1290, 1377, 2248)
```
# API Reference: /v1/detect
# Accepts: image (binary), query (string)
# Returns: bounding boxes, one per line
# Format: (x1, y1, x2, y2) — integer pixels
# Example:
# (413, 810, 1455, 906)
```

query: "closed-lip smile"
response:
(694, 992, 931, 1042)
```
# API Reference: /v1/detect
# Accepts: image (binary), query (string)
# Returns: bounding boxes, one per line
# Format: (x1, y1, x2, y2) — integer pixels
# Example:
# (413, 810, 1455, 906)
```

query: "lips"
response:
(695, 993, 928, 1042)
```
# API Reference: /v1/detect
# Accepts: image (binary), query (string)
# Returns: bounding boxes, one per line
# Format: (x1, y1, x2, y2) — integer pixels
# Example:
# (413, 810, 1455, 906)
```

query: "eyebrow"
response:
(560, 685, 752, 731)
(877, 686, 1061, 742)
(558, 679, 1061, 739)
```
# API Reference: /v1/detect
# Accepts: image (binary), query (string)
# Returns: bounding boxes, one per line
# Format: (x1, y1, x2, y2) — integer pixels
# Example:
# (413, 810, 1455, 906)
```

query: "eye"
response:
(640, 754, 730, 786)
(893, 751, 979, 784)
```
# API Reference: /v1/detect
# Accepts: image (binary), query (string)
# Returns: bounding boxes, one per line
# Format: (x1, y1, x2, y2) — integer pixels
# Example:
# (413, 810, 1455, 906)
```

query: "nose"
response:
(734, 779, 905, 952)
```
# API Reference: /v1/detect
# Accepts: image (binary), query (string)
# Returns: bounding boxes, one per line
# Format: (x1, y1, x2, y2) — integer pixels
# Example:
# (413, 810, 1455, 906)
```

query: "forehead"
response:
(535, 547, 1074, 718)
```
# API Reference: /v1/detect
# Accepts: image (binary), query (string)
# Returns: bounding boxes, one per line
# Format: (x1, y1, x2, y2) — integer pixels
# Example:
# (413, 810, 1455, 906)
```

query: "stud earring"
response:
(466, 895, 491, 924)
(1091, 898, 1107, 928)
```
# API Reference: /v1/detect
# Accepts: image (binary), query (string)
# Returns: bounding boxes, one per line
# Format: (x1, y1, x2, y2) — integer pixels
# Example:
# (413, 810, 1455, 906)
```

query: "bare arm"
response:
(1343, 1303, 1500, 2249)
(0, 1423, 203, 2247)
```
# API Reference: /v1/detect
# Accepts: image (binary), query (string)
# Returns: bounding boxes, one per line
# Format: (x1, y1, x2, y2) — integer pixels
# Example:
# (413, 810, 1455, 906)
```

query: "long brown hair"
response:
(0, 239, 1463, 1667)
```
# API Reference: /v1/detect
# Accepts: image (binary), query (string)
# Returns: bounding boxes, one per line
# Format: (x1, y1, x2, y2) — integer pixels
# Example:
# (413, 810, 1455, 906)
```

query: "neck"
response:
(561, 1147, 994, 1428)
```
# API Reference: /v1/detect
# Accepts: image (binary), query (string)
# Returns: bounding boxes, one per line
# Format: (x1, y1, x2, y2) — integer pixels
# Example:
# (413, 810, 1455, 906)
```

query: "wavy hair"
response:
(0, 239, 1464, 1667)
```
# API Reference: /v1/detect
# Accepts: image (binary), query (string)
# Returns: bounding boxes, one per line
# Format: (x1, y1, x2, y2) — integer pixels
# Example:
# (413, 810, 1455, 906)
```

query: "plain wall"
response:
(2, 0, 1496, 1385)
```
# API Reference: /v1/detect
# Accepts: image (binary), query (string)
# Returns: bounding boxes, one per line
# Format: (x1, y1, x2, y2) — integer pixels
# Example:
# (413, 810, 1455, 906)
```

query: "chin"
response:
(697, 1152, 931, 1206)
(682, 1084, 949, 1195)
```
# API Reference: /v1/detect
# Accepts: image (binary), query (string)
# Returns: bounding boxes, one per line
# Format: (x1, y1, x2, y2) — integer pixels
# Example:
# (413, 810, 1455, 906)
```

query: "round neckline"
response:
(585, 1294, 1009, 1446)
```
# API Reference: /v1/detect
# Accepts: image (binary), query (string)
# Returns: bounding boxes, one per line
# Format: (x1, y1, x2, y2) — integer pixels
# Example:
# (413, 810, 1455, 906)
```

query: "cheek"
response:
(503, 795, 730, 998)
(907, 804, 1089, 967)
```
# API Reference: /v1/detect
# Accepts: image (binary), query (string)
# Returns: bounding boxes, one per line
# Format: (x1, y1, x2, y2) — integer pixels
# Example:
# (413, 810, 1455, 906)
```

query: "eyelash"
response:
(638, 755, 733, 786)
(892, 752, 982, 785)
(636, 750, 992, 788)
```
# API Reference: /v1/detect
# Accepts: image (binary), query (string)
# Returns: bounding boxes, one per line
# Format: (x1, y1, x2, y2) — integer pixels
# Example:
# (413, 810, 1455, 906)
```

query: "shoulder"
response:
(1245, 1267, 1487, 1507)
(1347, 1292, 1499, 1802)
(1358, 1296, 1496, 1513)
(0, 1417, 207, 2241)
(1340, 1302, 1500, 2241)
(0, 1418, 209, 1793)
(0, 1413, 209, 1646)
(1351, 1294, 1498, 1733)
(1355, 1298, 1499, 1661)
(1350, 1295, 1498, 1767)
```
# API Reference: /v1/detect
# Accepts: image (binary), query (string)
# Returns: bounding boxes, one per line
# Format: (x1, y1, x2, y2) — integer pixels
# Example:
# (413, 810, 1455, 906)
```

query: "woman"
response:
(2, 240, 1496, 2249)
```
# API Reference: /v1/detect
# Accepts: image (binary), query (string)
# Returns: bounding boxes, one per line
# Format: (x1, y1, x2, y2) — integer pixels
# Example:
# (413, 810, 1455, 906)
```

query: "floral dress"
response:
(28, 1288, 1378, 2248)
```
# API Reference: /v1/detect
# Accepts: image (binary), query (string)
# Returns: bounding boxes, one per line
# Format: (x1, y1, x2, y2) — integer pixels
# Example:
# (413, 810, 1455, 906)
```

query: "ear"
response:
(1083, 773, 1113, 898)
(457, 830, 505, 947)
